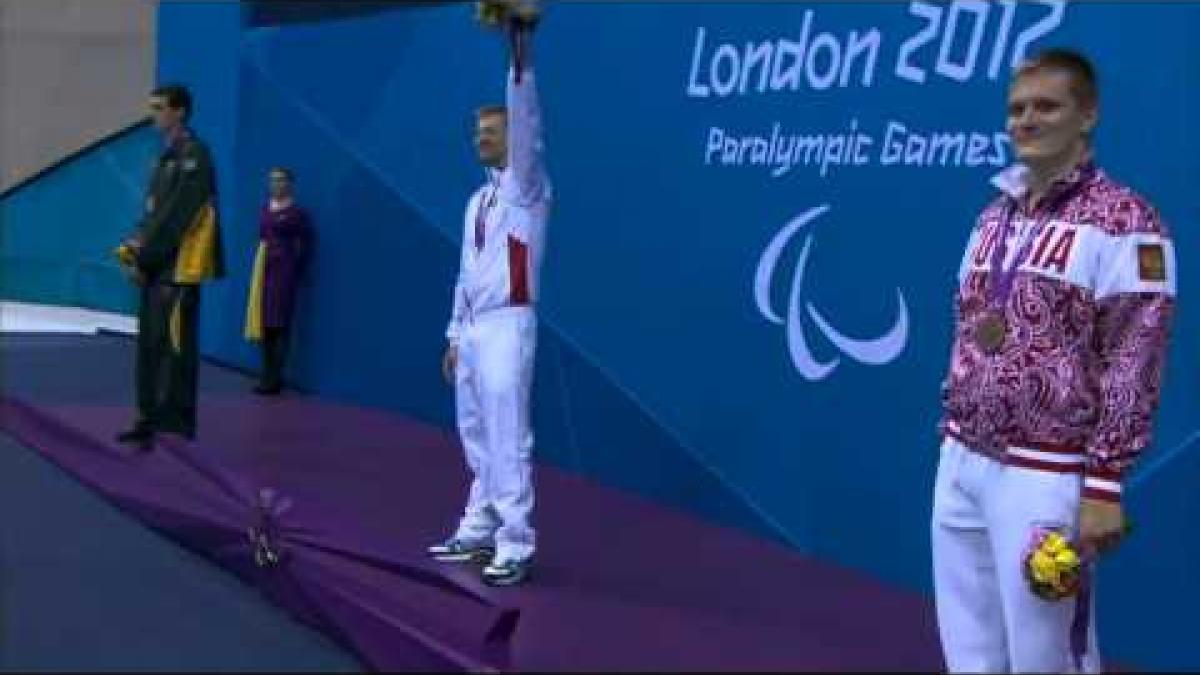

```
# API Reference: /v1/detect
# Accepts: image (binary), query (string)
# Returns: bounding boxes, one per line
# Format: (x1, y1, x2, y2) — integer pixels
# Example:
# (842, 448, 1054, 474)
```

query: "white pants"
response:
(452, 306, 537, 564)
(932, 438, 1103, 673)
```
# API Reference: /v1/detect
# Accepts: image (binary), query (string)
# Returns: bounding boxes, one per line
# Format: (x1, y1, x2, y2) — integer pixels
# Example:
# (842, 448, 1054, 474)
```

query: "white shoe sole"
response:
(482, 566, 530, 586)
(428, 549, 494, 564)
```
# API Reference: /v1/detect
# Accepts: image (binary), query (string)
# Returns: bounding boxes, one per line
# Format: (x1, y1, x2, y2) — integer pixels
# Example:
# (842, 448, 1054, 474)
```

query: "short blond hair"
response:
(476, 104, 507, 120)
(1013, 49, 1098, 109)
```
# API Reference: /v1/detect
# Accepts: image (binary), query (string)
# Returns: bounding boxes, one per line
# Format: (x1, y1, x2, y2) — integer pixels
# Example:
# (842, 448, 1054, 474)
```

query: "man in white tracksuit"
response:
(428, 18, 549, 587)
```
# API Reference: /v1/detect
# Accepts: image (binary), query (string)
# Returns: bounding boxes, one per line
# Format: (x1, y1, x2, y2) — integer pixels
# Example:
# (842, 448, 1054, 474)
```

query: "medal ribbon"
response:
(987, 163, 1094, 309)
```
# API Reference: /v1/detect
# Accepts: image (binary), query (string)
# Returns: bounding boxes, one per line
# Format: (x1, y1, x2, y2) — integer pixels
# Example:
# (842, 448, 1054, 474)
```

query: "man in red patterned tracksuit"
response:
(932, 49, 1176, 672)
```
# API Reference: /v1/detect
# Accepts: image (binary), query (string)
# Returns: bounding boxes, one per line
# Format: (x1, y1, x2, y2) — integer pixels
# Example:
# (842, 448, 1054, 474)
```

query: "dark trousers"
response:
(135, 282, 200, 434)
(259, 326, 290, 390)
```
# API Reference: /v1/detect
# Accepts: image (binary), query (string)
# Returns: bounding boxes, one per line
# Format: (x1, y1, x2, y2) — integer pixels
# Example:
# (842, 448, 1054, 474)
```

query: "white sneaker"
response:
(425, 537, 495, 564)
(482, 557, 531, 586)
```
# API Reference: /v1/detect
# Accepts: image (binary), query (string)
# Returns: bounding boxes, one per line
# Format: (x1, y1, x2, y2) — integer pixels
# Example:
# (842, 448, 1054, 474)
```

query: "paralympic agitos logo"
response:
(754, 205, 909, 381)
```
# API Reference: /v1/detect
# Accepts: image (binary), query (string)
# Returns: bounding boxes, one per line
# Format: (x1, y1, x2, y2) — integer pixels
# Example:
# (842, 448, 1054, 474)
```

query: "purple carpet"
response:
(0, 333, 944, 671)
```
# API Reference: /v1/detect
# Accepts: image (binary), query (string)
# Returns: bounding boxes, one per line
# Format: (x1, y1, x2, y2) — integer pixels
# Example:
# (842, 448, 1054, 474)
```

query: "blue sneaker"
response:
(482, 557, 531, 586)
(426, 537, 495, 564)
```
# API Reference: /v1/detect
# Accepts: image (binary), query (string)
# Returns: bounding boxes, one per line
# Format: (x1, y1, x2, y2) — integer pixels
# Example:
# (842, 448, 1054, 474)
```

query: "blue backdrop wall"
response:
(147, 2, 1197, 668)
(0, 124, 159, 315)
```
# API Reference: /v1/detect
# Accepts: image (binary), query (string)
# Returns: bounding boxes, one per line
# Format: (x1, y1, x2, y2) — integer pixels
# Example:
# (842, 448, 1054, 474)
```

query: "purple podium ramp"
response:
(0, 333, 943, 671)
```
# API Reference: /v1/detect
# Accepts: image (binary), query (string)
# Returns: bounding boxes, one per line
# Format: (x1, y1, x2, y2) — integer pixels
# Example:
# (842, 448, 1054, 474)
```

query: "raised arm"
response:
(502, 24, 549, 207)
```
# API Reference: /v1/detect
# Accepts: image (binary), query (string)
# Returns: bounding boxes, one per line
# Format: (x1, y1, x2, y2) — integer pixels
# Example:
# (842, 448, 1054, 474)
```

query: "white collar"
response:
(485, 165, 508, 186)
(989, 163, 1030, 199)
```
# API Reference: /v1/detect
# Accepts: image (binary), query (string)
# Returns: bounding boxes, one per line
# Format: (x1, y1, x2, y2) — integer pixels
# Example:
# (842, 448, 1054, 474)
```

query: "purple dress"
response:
(259, 203, 311, 328)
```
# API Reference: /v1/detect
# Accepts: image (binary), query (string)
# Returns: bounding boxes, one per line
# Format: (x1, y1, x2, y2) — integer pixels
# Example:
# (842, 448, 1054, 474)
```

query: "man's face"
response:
(475, 112, 507, 168)
(1006, 68, 1097, 166)
(269, 172, 292, 200)
(148, 95, 183, 132)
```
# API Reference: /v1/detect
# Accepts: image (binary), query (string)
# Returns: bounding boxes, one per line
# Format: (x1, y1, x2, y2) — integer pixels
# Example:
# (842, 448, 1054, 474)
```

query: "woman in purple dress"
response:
(244, 167, 311, 395)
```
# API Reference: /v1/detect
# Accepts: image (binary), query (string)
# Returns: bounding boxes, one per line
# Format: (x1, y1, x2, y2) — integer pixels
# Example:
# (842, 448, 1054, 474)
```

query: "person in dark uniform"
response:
(114, 83, 224, 451)
(243, 166, 312, 395)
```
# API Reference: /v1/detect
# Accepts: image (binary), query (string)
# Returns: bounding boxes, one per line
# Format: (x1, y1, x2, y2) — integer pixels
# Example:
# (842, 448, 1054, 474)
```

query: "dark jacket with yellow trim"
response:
(135, 129, 225, 284)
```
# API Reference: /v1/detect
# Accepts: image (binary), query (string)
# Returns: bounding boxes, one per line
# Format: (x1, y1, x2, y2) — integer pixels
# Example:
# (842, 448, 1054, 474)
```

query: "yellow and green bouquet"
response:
(1023, 528, 1083, 601)
(477, 0, 540, 28)
(114, 235, 144, 284)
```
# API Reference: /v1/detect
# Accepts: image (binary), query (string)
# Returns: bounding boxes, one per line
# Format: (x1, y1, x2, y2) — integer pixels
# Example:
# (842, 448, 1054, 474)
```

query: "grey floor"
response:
(0, 430, 361, 671)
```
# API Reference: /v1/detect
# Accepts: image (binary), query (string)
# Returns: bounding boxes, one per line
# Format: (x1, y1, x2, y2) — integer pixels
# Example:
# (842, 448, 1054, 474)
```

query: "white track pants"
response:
(931, 438, 1102, 673)
(452, 306, 536, 564)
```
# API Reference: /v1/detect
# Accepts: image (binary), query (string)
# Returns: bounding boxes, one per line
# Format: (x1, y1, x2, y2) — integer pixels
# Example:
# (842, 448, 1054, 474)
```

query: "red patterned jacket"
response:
(940, 158, 1177, 503)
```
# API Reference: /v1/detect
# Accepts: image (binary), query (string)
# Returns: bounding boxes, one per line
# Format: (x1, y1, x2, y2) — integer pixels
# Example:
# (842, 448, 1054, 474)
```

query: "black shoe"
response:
(162, 427, 196, 441)
(156, 421, 196, 441)
(115, 426, 153, 444)
(253, 383, 283, 396)
(115, 427, 155, 452)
